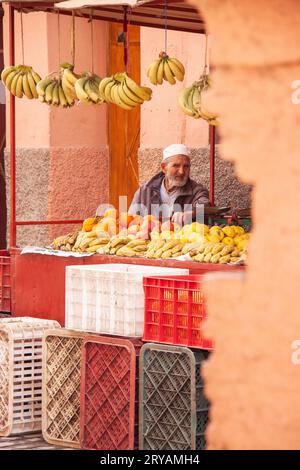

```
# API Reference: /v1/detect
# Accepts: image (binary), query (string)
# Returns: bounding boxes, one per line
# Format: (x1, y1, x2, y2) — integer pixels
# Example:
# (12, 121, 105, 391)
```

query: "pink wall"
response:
(47, 13, 107, 148)
(4, 10, 50, 147)
(140, 27, 209, 149)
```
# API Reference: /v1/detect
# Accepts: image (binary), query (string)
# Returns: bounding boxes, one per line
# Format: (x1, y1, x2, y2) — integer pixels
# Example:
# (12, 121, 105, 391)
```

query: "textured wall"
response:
(138, 146, 252, 209)
(5, 148, 50, 247)
(190, 0, 300, 450)
(48, 146, 109, 240)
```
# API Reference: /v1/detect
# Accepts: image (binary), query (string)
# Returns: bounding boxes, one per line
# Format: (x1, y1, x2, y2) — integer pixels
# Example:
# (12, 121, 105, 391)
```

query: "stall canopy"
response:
(6, 0, 205, 34)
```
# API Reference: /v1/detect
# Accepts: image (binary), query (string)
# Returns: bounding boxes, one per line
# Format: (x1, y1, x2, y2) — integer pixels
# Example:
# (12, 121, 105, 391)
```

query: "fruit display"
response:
(147, 52, 185, 85)
(49, 211, 250, 264)
(1, 65, 41, 99)
(178, 73, 219, 125)
(99, 72, 152, 110)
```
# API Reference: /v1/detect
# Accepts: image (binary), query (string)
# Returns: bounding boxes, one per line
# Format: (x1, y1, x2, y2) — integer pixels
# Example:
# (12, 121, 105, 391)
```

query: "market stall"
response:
(1, 0, 248, 324)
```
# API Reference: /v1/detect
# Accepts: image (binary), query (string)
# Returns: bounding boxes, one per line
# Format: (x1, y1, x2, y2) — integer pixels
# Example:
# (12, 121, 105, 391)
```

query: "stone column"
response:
(190, 0, 300, 449)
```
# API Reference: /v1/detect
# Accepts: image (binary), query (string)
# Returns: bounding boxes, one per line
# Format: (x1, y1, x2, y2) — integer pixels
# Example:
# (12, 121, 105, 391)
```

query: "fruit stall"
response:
(1, 0, 249, 326)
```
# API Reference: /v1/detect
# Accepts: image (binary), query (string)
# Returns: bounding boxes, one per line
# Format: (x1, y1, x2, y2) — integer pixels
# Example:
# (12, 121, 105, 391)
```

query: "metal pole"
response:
(9, 4, 16, 248)
(209, 124, 215, 206)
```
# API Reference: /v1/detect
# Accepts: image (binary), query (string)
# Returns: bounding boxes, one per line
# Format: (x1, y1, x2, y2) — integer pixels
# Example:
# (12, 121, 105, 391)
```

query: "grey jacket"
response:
(128, 171, 210, 217)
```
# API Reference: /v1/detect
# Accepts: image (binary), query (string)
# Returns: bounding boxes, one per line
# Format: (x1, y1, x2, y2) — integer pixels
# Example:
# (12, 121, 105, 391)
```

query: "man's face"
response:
(161, 155, 191, 187)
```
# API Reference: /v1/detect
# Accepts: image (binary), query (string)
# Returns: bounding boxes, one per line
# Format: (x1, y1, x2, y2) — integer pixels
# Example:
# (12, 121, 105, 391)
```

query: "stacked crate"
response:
(0, 317, 59, 436)
(42, 264, 187, 450)
(140, 274, 213, 450)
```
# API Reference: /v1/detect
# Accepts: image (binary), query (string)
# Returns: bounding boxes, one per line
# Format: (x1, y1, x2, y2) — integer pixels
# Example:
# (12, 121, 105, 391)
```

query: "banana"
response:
(169, 57, 185, 75)
(127, 239, 148, 248)
(148, 59, 161, 85)
(15, 73, 24, 98)
(51, 82, 60, 106)
(36, 77, 54, 97)
(62, 74, 77, 101)
(1, 66, 16, 84)
(31, 70, 42, 85)
(63, 67, 79, 86)
(113, 84, 134, 110)
(192, 87, 201, 111)
(75, 77, 90, 102)
(156, 59, 164, 85)
(163, 60, 176, 85)
(84, 79, 100, 103)
(10, 72, 21, 96)
(5, 69, 18, 90)
(178, 87, 195, 117)
(124, 74, 152, 101)
(99, 76, 114, 99)
(26, 72, 38, 98)
(122, 79, 143, 104)
(58, 84, 68, 107)
(168, 58, 184, 81)
(45, 81, 56, 104)
(118, 82, 139, 107)
(22, 73, 33, 99)
(103, 80, 116, 103)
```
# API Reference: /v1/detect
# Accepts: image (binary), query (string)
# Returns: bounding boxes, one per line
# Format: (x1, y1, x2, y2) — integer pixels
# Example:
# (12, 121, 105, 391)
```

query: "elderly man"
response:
(128, 144, 210, 225)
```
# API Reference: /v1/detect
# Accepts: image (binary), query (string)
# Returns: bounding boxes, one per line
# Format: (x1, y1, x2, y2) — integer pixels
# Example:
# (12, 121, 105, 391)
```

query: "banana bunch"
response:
(1, 65, 41, 99)
(37, 76, 75, 107)
(188, 241, 244, 264)
(101, 236, 149, 256)
(71, 229, 110, 253)
(99, 72, 152, 110)
(147, 52, 185, 85)
(74, 72, 103, 105)
(50, 231, 79, 251)
(60, 62, 79, 102)
(178, 74, 219, 125)
(145, 239, 184, 259)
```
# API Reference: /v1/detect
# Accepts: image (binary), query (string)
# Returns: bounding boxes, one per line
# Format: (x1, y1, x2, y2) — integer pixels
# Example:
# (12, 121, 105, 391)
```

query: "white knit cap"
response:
(162, 144, 191, 161)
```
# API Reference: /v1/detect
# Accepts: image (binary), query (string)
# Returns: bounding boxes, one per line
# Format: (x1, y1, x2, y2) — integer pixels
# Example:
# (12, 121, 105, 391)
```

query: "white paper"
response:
(21, 246, 94, 257)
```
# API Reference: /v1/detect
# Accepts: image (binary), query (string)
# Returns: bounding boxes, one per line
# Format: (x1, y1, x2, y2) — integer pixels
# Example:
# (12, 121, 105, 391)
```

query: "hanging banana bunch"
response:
(99, 72, 152, 110)
(36, 74, 75, 108)
(1, 65, 41, 99)
(60, 62, 79, 102)
(178, 73, 219, 125)
(74, 72, 103, 105)
(147, 51, 185, 85)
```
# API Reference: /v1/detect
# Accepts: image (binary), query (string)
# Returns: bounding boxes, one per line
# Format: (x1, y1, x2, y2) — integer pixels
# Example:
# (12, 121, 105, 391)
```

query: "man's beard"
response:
(166, 174, 189, 188)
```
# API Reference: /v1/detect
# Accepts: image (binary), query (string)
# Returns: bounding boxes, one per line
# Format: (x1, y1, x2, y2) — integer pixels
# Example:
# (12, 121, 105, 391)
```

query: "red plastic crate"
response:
(143, 274, 213, 350)
(80, 336, 142, 450)
(0, 251, 11, 313)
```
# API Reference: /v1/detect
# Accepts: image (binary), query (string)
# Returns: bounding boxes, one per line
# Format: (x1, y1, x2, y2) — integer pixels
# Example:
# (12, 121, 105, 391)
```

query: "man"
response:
(128, 144, 210, 225)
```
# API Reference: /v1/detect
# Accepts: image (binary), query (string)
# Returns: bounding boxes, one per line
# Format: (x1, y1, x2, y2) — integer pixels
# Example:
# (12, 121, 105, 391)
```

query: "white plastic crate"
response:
(65, 264, 188, 336)
(0, 317, 60, 436)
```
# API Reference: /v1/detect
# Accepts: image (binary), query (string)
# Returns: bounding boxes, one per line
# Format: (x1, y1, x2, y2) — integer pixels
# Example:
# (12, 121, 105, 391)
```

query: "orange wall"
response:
(140, 27, 209, 149)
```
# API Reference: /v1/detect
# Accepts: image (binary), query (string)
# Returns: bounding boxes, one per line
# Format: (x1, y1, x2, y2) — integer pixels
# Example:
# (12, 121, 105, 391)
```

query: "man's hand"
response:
(171, 210, 193, 226)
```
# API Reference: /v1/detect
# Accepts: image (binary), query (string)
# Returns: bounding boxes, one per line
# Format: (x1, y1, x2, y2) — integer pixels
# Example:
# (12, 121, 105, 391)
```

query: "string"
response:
(20, 8, 25, 64)
(57, 10, 61, 65)
(90, 10, 94, 74)
(71, 11, 75, 66)
(204, 33, 208, 74)
(164, 0, 168, 53)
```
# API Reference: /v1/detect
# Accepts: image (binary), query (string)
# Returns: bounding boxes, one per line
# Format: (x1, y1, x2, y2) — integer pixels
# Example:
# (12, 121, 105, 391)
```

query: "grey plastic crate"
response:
(139, 343, 209, 450)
